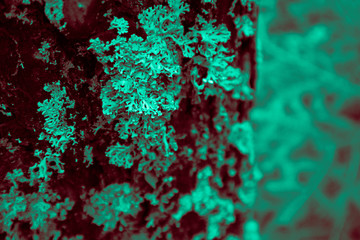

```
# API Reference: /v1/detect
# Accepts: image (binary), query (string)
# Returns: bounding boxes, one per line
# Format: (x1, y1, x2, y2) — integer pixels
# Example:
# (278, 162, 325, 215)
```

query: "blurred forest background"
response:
(251, 0, 360, 239)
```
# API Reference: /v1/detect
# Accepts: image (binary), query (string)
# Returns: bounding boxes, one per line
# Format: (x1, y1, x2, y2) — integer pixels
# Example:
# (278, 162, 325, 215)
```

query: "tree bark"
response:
(0, 0, 259, 239)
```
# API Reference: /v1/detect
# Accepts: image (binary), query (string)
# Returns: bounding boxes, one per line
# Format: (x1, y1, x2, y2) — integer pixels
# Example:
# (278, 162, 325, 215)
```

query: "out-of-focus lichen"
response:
(44, 0, 67, 31)
(173, 166, 236, 240)
(0, 169, 74, 239)
(83, 183, 143, 232)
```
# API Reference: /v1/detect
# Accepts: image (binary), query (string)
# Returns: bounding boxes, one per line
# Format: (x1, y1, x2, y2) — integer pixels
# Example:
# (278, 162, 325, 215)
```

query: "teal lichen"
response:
(173, 166, 236, 240)
(84, 183, 143, 232)
(0, 169, 74, 239)
(44, 0, 67, 30)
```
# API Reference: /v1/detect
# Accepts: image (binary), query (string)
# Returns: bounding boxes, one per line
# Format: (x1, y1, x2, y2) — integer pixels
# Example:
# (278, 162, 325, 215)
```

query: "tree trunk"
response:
(0, 0, 260, 239)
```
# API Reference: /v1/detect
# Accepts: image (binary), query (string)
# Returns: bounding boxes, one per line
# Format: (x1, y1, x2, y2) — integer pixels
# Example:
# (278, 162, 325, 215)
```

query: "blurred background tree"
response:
(252, 0, 360, 239)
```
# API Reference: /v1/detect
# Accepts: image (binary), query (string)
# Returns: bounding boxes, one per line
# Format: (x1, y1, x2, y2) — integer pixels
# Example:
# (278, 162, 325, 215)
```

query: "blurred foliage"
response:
(252, 0, 360, 239)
